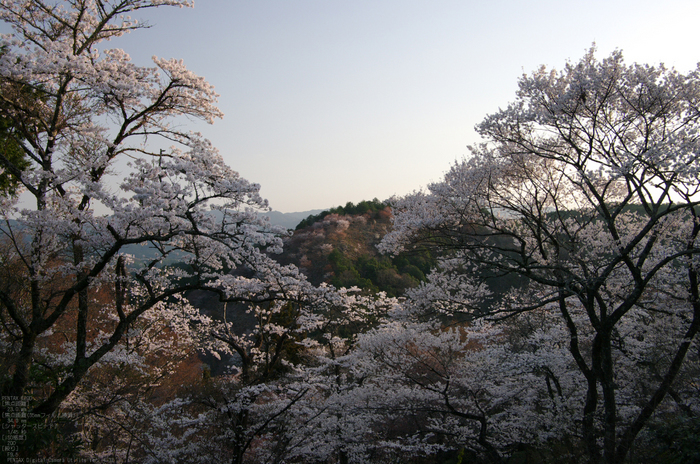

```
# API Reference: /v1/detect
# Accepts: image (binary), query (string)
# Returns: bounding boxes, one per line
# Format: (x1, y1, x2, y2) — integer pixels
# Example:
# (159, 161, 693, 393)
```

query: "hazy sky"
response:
(27, 1, 700, 212)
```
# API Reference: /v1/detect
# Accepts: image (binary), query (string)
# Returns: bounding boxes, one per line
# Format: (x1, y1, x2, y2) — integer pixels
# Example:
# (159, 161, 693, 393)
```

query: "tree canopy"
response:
(0, 0, 288, 437)
(295, 198, 387, 229)
(380, 48, 700, 464)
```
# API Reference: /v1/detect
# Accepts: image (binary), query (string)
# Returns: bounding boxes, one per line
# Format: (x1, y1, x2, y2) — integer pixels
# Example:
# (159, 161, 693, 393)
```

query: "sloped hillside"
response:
(275, 201, 434, 296)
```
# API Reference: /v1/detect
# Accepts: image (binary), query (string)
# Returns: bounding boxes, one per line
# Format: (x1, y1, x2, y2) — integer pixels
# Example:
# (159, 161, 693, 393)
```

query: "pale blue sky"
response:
(19, 1, 700, 212)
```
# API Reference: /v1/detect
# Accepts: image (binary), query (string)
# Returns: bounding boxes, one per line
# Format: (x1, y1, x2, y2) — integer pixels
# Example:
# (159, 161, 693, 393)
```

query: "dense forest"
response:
(1, 2, 699, 464)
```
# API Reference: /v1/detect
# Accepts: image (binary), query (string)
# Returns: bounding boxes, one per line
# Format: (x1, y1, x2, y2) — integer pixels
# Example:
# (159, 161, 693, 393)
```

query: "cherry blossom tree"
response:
(0, 2, 296, 455)
(380, 48, 700, 464)
(346, 311, 583, 462)
(85, 270, 399, 464)
(187, 274, 399, 464)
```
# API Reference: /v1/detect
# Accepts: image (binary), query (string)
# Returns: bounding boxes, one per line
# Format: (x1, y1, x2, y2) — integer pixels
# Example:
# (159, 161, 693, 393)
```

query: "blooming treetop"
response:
(380, 48, 700, 464)
(0, 0, 290, 421)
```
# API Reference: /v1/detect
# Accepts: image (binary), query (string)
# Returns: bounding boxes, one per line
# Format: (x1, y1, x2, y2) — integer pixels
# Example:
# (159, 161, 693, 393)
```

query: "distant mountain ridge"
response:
(2, 208, 328, 233)
(260, 209, 326, 230)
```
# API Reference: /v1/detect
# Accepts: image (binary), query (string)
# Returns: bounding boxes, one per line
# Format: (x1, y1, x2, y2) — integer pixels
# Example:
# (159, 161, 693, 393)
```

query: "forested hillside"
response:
(276, 199, 434, 296)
